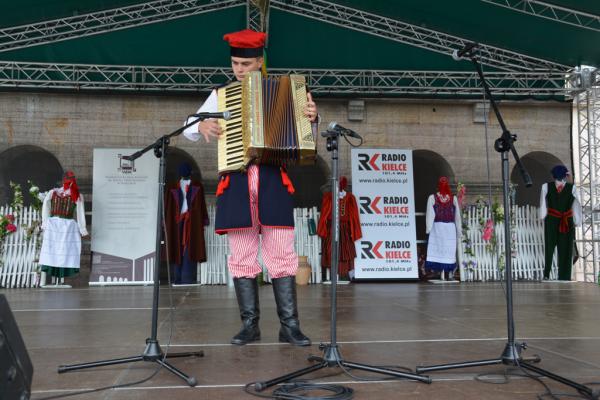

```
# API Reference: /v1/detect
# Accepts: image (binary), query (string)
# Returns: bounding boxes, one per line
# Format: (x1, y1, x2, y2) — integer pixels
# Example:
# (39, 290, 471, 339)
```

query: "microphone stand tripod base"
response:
(252, 130, 431, 393)
(254, 342, 431, 392)
(415, 51, 598, 400)
(58, 339, 203, 387)
(57, 126, 209, 388)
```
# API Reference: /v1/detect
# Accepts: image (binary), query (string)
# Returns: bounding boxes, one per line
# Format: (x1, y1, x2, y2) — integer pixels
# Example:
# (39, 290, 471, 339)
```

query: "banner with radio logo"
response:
(351, 149, 418, 279)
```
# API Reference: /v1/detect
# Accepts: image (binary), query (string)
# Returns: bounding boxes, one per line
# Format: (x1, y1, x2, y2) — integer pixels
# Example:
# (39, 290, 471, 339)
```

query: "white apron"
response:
(426, 221, 457, 264)
(39, 216, 81, 269)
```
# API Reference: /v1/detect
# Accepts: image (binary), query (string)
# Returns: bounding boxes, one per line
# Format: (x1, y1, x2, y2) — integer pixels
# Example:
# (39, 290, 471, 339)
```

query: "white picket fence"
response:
(459, 205, 557, 282)
(0, 206, 41, 288)
(0, 203, 322, 288)
(2, 203, 558, 286)
(199, 205, 322, 285)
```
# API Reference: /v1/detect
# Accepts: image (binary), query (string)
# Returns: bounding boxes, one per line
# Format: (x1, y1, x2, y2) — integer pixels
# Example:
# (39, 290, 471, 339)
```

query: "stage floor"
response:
(4, 281, 600, 400)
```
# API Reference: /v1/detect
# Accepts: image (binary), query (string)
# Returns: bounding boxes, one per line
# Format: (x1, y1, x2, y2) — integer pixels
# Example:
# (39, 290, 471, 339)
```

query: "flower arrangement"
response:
(482, 219, 494, 241)
(462, 259, 477, 271)
(458, 184, 519, 277)
(0, 212, 17, 267)
(0, 182, 24, 267)
(456, 182, 466, 209)
(24, 181, 45, 264)
(492, 201, 504, 223)
(28, 181, 44, 211)
(0, 213, 17, 238)
(458, 183, 474, 257)
(10, 181, 24, 211)
(462, 216, 474, 255)
(462, 233, 474, 257)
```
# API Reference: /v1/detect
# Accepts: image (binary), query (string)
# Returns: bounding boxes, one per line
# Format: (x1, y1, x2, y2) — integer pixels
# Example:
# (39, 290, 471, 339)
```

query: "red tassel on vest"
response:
(280, 169, 295, 194)
(216, 175, 230, 196)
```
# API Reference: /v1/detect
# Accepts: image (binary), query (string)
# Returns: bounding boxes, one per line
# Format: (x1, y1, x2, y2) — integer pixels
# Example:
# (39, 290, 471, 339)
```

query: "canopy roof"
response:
(0, 0, 598, 98)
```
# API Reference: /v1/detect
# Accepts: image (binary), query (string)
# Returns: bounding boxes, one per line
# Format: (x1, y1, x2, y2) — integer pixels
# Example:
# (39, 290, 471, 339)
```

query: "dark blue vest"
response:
(215, 165, 294, 234)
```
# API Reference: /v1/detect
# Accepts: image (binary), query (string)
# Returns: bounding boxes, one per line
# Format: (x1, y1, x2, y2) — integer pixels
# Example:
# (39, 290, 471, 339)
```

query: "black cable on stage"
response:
(244, 361, 418, 400)
(273, 382, 354, 400)
(245, 381, 354, 400)
(475, 363, 595, 400)
(34, 181, 181, 400)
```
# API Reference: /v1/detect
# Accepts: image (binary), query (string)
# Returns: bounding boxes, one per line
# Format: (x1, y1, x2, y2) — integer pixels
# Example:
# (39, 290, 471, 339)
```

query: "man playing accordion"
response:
(183, 29, 318, 346)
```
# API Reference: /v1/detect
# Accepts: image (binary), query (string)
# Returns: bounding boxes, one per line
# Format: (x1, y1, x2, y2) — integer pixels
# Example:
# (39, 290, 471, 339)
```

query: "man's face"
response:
(231, 56, 263, 81)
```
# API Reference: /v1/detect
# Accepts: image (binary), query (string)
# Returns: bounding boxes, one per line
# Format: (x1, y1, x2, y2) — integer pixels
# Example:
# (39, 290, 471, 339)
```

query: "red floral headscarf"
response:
(62, 171, 80, 202)
(437, 176, 451, 197)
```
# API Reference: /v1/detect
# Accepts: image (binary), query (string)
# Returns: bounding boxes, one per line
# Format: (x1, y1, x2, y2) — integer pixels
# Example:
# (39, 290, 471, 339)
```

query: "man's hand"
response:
(304, 92, 318, 123)
(198, 119, 223, 142)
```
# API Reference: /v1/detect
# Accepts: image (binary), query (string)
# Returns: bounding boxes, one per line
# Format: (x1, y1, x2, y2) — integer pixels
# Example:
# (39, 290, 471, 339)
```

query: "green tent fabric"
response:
(0, 1, 598, 96)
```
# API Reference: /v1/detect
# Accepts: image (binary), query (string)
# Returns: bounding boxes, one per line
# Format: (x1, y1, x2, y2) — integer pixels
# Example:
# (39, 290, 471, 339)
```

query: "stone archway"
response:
(0, 145, 63, 206)
(166, 147, 203, 187)
(511, 151, 565, 206)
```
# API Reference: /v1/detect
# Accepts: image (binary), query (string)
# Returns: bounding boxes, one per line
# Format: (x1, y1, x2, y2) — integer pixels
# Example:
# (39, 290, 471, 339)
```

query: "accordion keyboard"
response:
(217, 82, 245, 173)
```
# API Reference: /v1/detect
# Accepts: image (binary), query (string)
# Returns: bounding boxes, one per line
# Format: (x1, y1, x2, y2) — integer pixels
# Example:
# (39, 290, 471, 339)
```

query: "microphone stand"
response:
(253, 129, 431, 392)
(415, 50, 598, 400)
(57, 116, 212, 386)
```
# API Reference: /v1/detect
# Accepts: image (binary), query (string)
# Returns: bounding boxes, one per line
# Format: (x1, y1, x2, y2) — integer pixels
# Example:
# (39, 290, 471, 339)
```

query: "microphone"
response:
(189, 111, 231, 121)
(452, 42, 479, 61)
(327, 122, 362, 140)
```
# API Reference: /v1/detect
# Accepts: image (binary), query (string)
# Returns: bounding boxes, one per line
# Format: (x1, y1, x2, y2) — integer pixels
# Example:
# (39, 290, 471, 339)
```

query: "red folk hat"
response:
(223, 29, 267, 58)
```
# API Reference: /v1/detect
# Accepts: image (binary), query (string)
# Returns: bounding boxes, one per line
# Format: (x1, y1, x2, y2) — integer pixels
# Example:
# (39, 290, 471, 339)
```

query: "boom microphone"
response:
(327, 122, 362, 140)
(189, 111, 231, 120)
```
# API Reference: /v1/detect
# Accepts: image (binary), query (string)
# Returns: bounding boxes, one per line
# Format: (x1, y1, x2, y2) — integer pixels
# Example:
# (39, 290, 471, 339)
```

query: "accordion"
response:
(217, 71, 316, 173)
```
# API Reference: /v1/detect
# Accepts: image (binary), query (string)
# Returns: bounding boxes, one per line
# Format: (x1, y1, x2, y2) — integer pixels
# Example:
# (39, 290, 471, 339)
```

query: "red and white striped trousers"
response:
(227, 165, 298, 279)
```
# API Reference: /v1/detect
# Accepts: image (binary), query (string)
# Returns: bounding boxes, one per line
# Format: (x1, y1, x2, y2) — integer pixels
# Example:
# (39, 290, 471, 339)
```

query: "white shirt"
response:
(179, 178, 191, 214)
(183, 89, 218, 142)
(539, 181, 582, 226)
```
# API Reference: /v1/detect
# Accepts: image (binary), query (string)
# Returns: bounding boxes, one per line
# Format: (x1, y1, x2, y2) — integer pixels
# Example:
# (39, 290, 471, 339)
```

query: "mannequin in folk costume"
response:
(539, 165, 582, 281)
(39, 171, 88, 286)
(164, 162, 209, 285)
(182, 29, 318, 346)
(317, 176, 362, 280)
(425, 177, 461, 280)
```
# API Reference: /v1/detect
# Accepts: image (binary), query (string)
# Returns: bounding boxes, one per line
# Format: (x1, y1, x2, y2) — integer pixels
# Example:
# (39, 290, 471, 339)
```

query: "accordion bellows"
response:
(217, 71, 316, 173)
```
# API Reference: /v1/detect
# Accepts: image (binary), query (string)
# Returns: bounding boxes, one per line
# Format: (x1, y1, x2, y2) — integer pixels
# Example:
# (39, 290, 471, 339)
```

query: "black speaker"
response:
(0, 294, 33, 400)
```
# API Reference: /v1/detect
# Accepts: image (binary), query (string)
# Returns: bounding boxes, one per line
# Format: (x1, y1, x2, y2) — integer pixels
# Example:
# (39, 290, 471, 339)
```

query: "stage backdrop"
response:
(351, 148, 418, 279)
(89, 148, 159, 285)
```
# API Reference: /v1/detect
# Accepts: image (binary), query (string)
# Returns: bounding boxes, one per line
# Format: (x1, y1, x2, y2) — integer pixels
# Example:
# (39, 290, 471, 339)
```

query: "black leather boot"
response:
(272, 276, 311, 346)
(231, 277, 261, 345)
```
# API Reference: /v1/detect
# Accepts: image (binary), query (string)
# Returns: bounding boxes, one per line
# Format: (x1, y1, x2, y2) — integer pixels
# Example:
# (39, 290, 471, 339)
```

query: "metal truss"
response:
(482, 0, 600, 33)
(270, 0, 569, 72)
(0, 61, 569, 96)
(247, 0, 263, 31)
(0, 0, 244, 53)
(573, 84, 600, 283)
(247, 0, 270, 35)
(0, 0, 569, 74)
